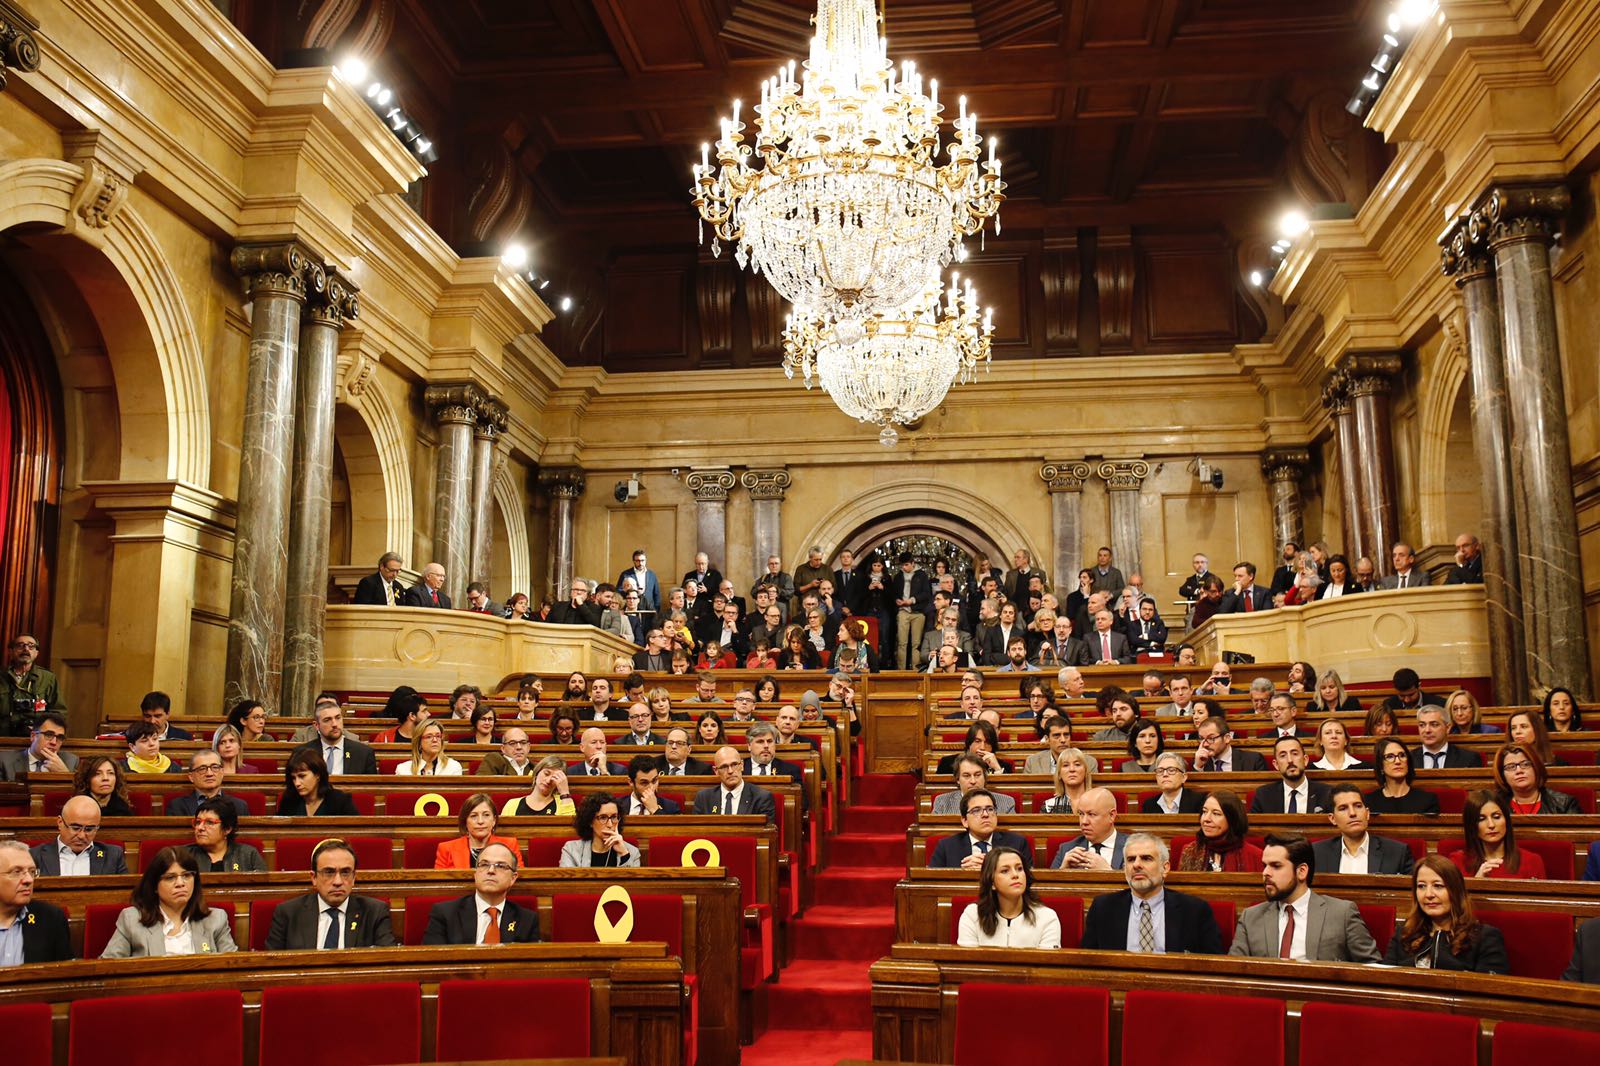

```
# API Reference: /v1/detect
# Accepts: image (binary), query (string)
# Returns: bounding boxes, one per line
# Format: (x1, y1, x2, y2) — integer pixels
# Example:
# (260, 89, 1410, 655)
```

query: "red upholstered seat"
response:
(386, 790, 462, 816)
(349, 792, 377, 814)
(1208, 899, 1236, 951)
(1493, 1021, 1600, 1063)
(259, 983, 419, 1066)
(402, 835, 451, 868)
(44, 790, 154, 816)
(1357, 903, 1396, 957)
(954, 982, 1108, 1066)
(72, 990, 242, 1066)
(0, 1002, 54, 1066)
(1298, 1002, 1476, 1066)
(436, 978, 591, 1060)
(948, 895, 1083, 948)
(401, 893, 539, 946)
(1433, 787, 1467, 814)
(273, 835, 390, 872)
(1123, 990, 1283, 1066)
(83, 902, 126, 959)
(648, 834, 772, 985)
(1481, 909, 1575, 980)
(248, 898, 285, 951)
(1399, 837, 1427, 862)
(526, 836, 566, 868)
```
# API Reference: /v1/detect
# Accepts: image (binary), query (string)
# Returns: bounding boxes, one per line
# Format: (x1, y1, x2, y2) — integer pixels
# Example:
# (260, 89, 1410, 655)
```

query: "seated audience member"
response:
(994, 634, 1035, 673)
(121, 722, 174, 775)
(0, 712, 76, 778)
(744, 721, 803, 783)
(834, 618, 877, 673)
(76, 756, 135, 817)
(699, 639, 736, 670)
(264, 839, 397, 950)
(1378, 668, 1443, 714)
(1445, 689, 1500, 736)
(621, 702, 662, 746)
(1364, 737, 1441, 817)
(1450, 790, 1545, 880)
(1024, 715, 1075, 774)
(30, 795, 128, 875)
(515, 677, 542, 719)
(1249, 736, 1332, 815)
(1178, 790, 1263, 872)
(548, 710, 580, 746)
(956, 846, 1061, 948)
(1091, 691, 1140, 743)
(505, 756, 575, 817)
(755, 675, 781, 702)
(1283, 661, 1316, 695)
(819, 672, 863, 736)
(188, 796, 266, 874)
(928, 789, 1031, 870)
(1246, 677, 1275, 715)
(1049, 787, 1126, 870)
(1315, 554, 1360, 599)
(669, 648, 693, 675)
(1230, 833, 1381, 962)
(942, 685, 985, 723)
(773, 703, 815, 751)
(1175, 644, 1198, 666)
(685, 671, 724, 705)
(1188, 575, 1227, 629)
(164, 751, 249, 817)
(1192, 713, 1269, 772)
(1143, 752, 1205, 815)
(1040, 748, 1096, 814)
(1364, 704, 1399, 739)
(1085, 609, 1134, 665)
(1505, 709, 1556, 766)
(277, 749, 359, 817)
(1080, 833, 1223, 954)
(447, 684, 484, 721)
(1122, 719, 1165, 773)
(935, 720, 1011, 776)
(298, 697, 379, 775)
(395, 720, 463, 776)
(932, 755, 1017, 816)
(1313, 784, 1415, 876)
(1566, 917, 1600, 983)
(1265, 693, 1308, 739)
(746, 638, 779, 671)
(1311, 719, 1364, 771)
(1588, 841, 1600, 882)
(658, 728, 712, 777)
(728, 688, 758, 724)
(569, 727, 627, 778)
(227, 698, 275, 744)
(776, 626, 822, 670)
(1186, 697, 1220, 737)
(643, 686, 679, 725)
(586, 677, 626, 723)
(1155, 674, 1196, 718)
(623, 755, 680, 816)
(0, 839, 73, 963)
(634, 629, 672, 672)
(1127, 598, 1168, 655)
(476, 727, 534, 776)
(1055, 665, 1090, 701)
(1415, 704, 1483, 769)
(692, 746, 776, 823)
(695, 711, 728, 746)
(100, 847, 235, 958)
(1543, 686, 1583, 733)
(423, 842, 540, 944)
(1383, 856, 1507, 973)
(1218, 562, 1272, 613)
(506, 592, 533, 621)
(371, 690, 428, 745)
(435, 793, 519, 869)
(1308, 669, 1362, 714)
(211, 724, 261, 775)
(560, 792, 640, 867)
(460, 705, 498, 746)
(135, 692, 192, 741)
(1493, 742, 1581, 814)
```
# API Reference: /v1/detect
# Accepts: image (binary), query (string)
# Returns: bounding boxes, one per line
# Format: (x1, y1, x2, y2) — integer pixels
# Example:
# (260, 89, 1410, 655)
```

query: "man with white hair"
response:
(0, 839, 73, 964)
(548, 578, 601, 627)
(1079, 832, 1223, 953)
(401, 562, 451, 608)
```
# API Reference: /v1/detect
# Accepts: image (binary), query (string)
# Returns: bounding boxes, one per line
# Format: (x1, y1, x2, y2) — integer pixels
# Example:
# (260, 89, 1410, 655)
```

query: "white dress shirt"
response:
(57, 842, 90, 877)
(1323, 583, 1344, 598)
(1277, 893, 1309, 960)
(1337, 834, 1372, 875)
(322, 743, 344, 775)
(162, 916, 195, 956)
(1279, 780, 1310, 812)
(1156, 793, 1183, 815)
(719, 784, 744, 814)
(316, 899, 348, 949)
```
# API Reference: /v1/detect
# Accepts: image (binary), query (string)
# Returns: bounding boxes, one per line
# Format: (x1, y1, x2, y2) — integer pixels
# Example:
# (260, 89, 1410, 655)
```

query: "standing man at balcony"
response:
(353, 552, 407, 606)
(401, 563, 451, 609)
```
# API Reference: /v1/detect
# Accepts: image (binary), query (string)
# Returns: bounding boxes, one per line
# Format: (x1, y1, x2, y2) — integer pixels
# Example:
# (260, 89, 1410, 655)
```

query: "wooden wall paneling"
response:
(1138, 231, 1239, 349)
(957, 250, 1031, 356)
(745, 275, 785, 365)
(1096, 225, 1135, 351)
(603, 253, 690, 368)
(1040, 232, 1082, 353)
(696, 250, 737, 368)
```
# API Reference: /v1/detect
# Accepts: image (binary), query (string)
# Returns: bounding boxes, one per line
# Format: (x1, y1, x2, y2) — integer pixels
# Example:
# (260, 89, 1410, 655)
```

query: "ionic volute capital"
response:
(741, 468, 792, 501)
(1097, 459, 1150, 492)
(1039, 460, 1091, 493)
(686, 467, 737, 503)
(230, 242, 325, 304)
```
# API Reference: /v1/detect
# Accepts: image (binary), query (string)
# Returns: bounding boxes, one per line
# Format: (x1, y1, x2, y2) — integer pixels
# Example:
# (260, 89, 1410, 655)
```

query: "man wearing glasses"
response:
(29, 795, 127, 876)
(264, 839, 396, 949)
(657, 728, 711, 776)
(3, 634, 64, 723)
(163, 752, 250, 817)
(691, 745, 775, 823)
(422, 842, 540, 944)
(0, 712, 77, 779)
(476, 727, 535, 775)
(0, 840, 73, 964)
(927, 789, 1031, 870)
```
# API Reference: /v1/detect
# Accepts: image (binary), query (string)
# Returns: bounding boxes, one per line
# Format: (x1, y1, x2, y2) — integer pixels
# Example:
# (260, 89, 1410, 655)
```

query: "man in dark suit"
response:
(0, 713, 79, 779)
(264, 839, 397, 949)
(831, 548, 862, 615)
(619, 703, 663, 747)
(1414, 705, 1484, 769)
(1050, 788, 1128, 870)
(422, 842, 541, 945)
(353, 552, 407, 606)
(163, 751, 250, 817)
(1564, 916, 1600, 983)
(1268, 541, 1300, 597)
(569, 727, 627, 777)
(658, 728, 713, 776)
(1444, 534, 1484, 586)
(1080, 832, 1223, 953)
(617, 549, 662, 613)
(1127, 598, 1168, 656)
(1193, 714, 1270, 772)
(1141, 754, 1207, 814)
(0, 841, 74, 963)
(691, 745, 776, 823)
(1312, 784, 1416, 876)
(29, 797, 129, 876)
(682, 553, 723, 602)
(1377, 542, 1425, 590)
(400, 562, 451, 608)
(1002, 549, 1048, 605)
(927, 789, 1031, 870)
(1085, 609, 1134, 666)
(137, 692, 192, 741)
(548, 578, 602, 627)
(1265, 693, 1312, 740)
(1218, 562, 1273, 613)
(633, 628, 673, 671)
(1230, 834, 1381, 963)
(296, 699, 379, 776)
(623, 757, 682, 816)
(1249, 737, 1333, 815)
(1178, 553, 1217, 601)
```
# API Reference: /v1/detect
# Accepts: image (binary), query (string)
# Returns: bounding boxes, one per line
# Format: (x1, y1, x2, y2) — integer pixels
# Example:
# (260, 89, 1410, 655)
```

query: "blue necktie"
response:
(323, 908, 340, 949)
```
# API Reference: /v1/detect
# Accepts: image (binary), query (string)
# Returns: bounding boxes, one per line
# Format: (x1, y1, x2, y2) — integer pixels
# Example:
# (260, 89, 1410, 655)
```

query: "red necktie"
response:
(485, 906, 501, 944)
(431, 589, 438, 605)
(1244, 591, 1254, 612)
(1101, 634, 1111, 660)
(1279, 905, 1295, 959)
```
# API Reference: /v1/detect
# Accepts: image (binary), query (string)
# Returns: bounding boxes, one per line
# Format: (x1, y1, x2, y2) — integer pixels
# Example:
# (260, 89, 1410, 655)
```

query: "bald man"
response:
(401, 562, 451, 608)
(691, 745, 775, 823)
(1048, 787, 1128, 871)
(567, 727, 627, 776)
(29, 796, 128, 876)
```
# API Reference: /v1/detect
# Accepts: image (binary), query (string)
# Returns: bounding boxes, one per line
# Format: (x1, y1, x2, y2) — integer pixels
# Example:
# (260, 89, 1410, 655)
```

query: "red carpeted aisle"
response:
(746, 773, 916, 1063)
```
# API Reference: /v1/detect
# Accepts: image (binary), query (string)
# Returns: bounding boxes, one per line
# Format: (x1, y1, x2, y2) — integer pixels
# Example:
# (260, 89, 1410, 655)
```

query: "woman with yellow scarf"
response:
(121, 721, 175, 774)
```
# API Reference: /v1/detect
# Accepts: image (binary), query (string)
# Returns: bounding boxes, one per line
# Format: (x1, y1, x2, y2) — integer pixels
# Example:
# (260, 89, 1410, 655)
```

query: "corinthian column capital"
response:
(687, 467, 737, 503)
(231, 242, 325, 303)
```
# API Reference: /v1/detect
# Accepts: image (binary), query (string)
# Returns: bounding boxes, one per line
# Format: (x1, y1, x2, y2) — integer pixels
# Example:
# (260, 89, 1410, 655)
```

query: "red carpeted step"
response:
(841, 805, 913, 835)
(853, 773, 918, 806)
(764, 959, 876, 1029)
(826, 832, 905, 865)
(742, 1027, 872, 1066)
(791, 905, 895, 960)
(811, 866, 902, 907)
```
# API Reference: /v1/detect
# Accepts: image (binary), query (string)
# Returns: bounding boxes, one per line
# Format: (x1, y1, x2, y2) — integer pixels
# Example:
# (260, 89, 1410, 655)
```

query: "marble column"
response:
(468, 399, 508, 590)
(1039, 461, 1091, 591)
(1442, 216, 1529, 704)
(223, 242, 320, 713)
(1321, 373, 1366, 563)
(1483, 183, 1592, 697)
(1261, 450, 1310, 551)
(425, 383, 485, 607)
(741, 469, 792, 580)
(686, 468, 737, 579)
(281, 269, 357, 719)
(1097, 460, 1150, 580)
(1342, 353, 1403, 574)
(539, 469, 585, 600)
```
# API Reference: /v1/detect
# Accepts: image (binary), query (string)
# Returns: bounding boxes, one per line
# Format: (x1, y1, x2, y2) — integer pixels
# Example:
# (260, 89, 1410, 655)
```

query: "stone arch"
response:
(0, 158, 209, 484)
(1415, 325, 1469, 547)
(335, 352, 413, 561)
(492, 462, 530, 600)
(793, 480, 1040, 573)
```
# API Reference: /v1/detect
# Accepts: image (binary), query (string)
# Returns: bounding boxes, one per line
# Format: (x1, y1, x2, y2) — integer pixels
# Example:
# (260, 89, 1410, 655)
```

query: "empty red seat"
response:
(948, 894, 1083, 948)
(436, 978, 590, 1060)
(248, 898, 285, 951)
(83, 902, 125, 959)
(1481, 909, 1575, 980)
(0, 1002, 53, 1065)
(72, 990, 242, 1066)
(1299, 1002, 1476, 1066)
(954, 982, 1108, 1066)
(402, 835, 451, 868)
(1123, 990, 1283, 1066)
(273, 835, 390, 872)
(1358, 903, 1396, 957)
(1209, 899, 1237, 951)
(526, 836, 565, 868)
(260, 983, 419, 1066)
(649, 835, 771, 985)
(1493, 1020, 1600, 1063)
(1433, 787, 1467, 814)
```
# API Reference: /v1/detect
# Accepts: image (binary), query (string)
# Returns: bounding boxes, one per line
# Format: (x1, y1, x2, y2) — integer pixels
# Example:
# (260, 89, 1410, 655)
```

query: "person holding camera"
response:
(3, 635, 63, 738)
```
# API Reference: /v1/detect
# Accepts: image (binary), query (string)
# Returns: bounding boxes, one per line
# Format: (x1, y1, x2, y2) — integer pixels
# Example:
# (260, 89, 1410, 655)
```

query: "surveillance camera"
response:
(613, 478, 641, 504)
(1210, 469, 1225, 490)
(1196, 459, 1212, 482)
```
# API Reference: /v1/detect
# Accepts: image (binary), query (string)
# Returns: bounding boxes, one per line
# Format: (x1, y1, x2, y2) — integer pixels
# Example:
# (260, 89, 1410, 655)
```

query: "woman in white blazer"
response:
(101, 846, 236, 958)
(558, 792, 640, 868)
(956, 846, 1061, 948)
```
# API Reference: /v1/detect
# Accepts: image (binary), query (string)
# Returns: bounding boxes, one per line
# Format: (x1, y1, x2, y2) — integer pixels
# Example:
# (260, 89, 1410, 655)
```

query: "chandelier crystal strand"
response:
(690, 0, 1006, 321)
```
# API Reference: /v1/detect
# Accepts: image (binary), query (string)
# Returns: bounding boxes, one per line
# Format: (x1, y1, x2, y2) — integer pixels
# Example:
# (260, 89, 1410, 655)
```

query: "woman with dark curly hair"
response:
(1383, 855, 1507, 973)
(558, 792, 638, 867)
(1177, 790, 1262, 872)
(76, 755, 135, 817)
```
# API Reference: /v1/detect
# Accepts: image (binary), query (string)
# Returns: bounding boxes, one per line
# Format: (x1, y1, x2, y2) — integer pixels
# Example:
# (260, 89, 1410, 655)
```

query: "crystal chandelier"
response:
(783, 274, 994, 446)
(690, 0, 1005, 322)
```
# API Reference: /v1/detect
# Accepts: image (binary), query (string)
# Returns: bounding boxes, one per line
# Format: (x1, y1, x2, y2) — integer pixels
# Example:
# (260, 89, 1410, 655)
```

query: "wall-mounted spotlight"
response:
(336, 56, 438, 166)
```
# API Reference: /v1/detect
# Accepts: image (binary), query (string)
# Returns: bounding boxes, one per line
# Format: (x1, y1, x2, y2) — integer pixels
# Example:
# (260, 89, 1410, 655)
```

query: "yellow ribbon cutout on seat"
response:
(679, 838, 721, 868)
(594, 884, 635, 943)
(413, 793, 449, 817)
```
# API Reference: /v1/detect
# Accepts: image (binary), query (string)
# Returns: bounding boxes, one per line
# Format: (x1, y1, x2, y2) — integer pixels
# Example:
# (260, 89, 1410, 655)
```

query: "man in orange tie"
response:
(422, 842, 540, 945)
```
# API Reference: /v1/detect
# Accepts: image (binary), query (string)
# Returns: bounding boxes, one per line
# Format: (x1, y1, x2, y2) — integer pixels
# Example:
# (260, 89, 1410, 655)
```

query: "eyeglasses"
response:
(159, 872, 194, 884)
(474, 860, 516, 873)
(593, 813, 620, 823)
(713, 762, 740, 771)
(1, 866, 40, 879)
(193, 817, 223, 828)
(1501, 760, 1534, 773)
(1382, 752, 1410, 762)
(11, 640, 38, 649)
(965, 806, 997, 816)
(35, 730, 66, 741)
(60, 822, 99, 835)
(504, 739, 530, 747)
(1154, 768, 1185, 778)
(190, 764, 222, 774)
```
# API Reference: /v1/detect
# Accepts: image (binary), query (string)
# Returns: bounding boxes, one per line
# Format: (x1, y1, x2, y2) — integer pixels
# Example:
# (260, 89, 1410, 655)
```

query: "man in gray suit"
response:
(29, 796, 128, 876)
(1049, 788, 1127, 870)
(1377, 543, 1426, 590)
(1311, 784, 1416, 876)
(1230, 833, 1381, 963)
(0, 712, 78, 780)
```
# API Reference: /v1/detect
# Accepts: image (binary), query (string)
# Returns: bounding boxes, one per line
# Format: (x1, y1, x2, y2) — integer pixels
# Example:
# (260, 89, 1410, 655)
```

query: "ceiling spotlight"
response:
(1346, 94, 1369, 117)
(1396, 0, 1436, 28)
(501, 244, 529, 270)
(1362, 71, 1382, 92)
(1370, 51, 1393, 74)
(1387, 12, 1403, 33)
(336, 57, 369, 85)
(375, 88, 392, 107)
(365, 82, 382, 99)
(559, 296, 573, 312)
(1249, 270, 1263, 287)
(1278, 210, 1310, 239)
(415, 141, 439, 164)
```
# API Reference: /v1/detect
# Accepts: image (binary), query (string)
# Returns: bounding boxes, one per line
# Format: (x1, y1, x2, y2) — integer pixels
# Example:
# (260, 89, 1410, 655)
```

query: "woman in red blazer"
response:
(434, 792, 521, 869)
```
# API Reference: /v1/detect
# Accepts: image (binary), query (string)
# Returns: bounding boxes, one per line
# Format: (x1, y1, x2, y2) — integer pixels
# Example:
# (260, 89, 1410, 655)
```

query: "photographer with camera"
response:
(2, 635, 64, 740)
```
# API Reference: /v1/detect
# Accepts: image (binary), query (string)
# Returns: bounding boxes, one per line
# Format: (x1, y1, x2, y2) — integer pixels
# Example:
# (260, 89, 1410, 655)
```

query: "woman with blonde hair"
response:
(1309, 669, 1363, 714)
(1445, 688, 1502, 735)
(210, 723, 262, 775)
(1310, 718, 1364, 771)
(395, 720, 463, 776)
(505, 755, 576, 817)
(1039, 748, 1096, 814)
